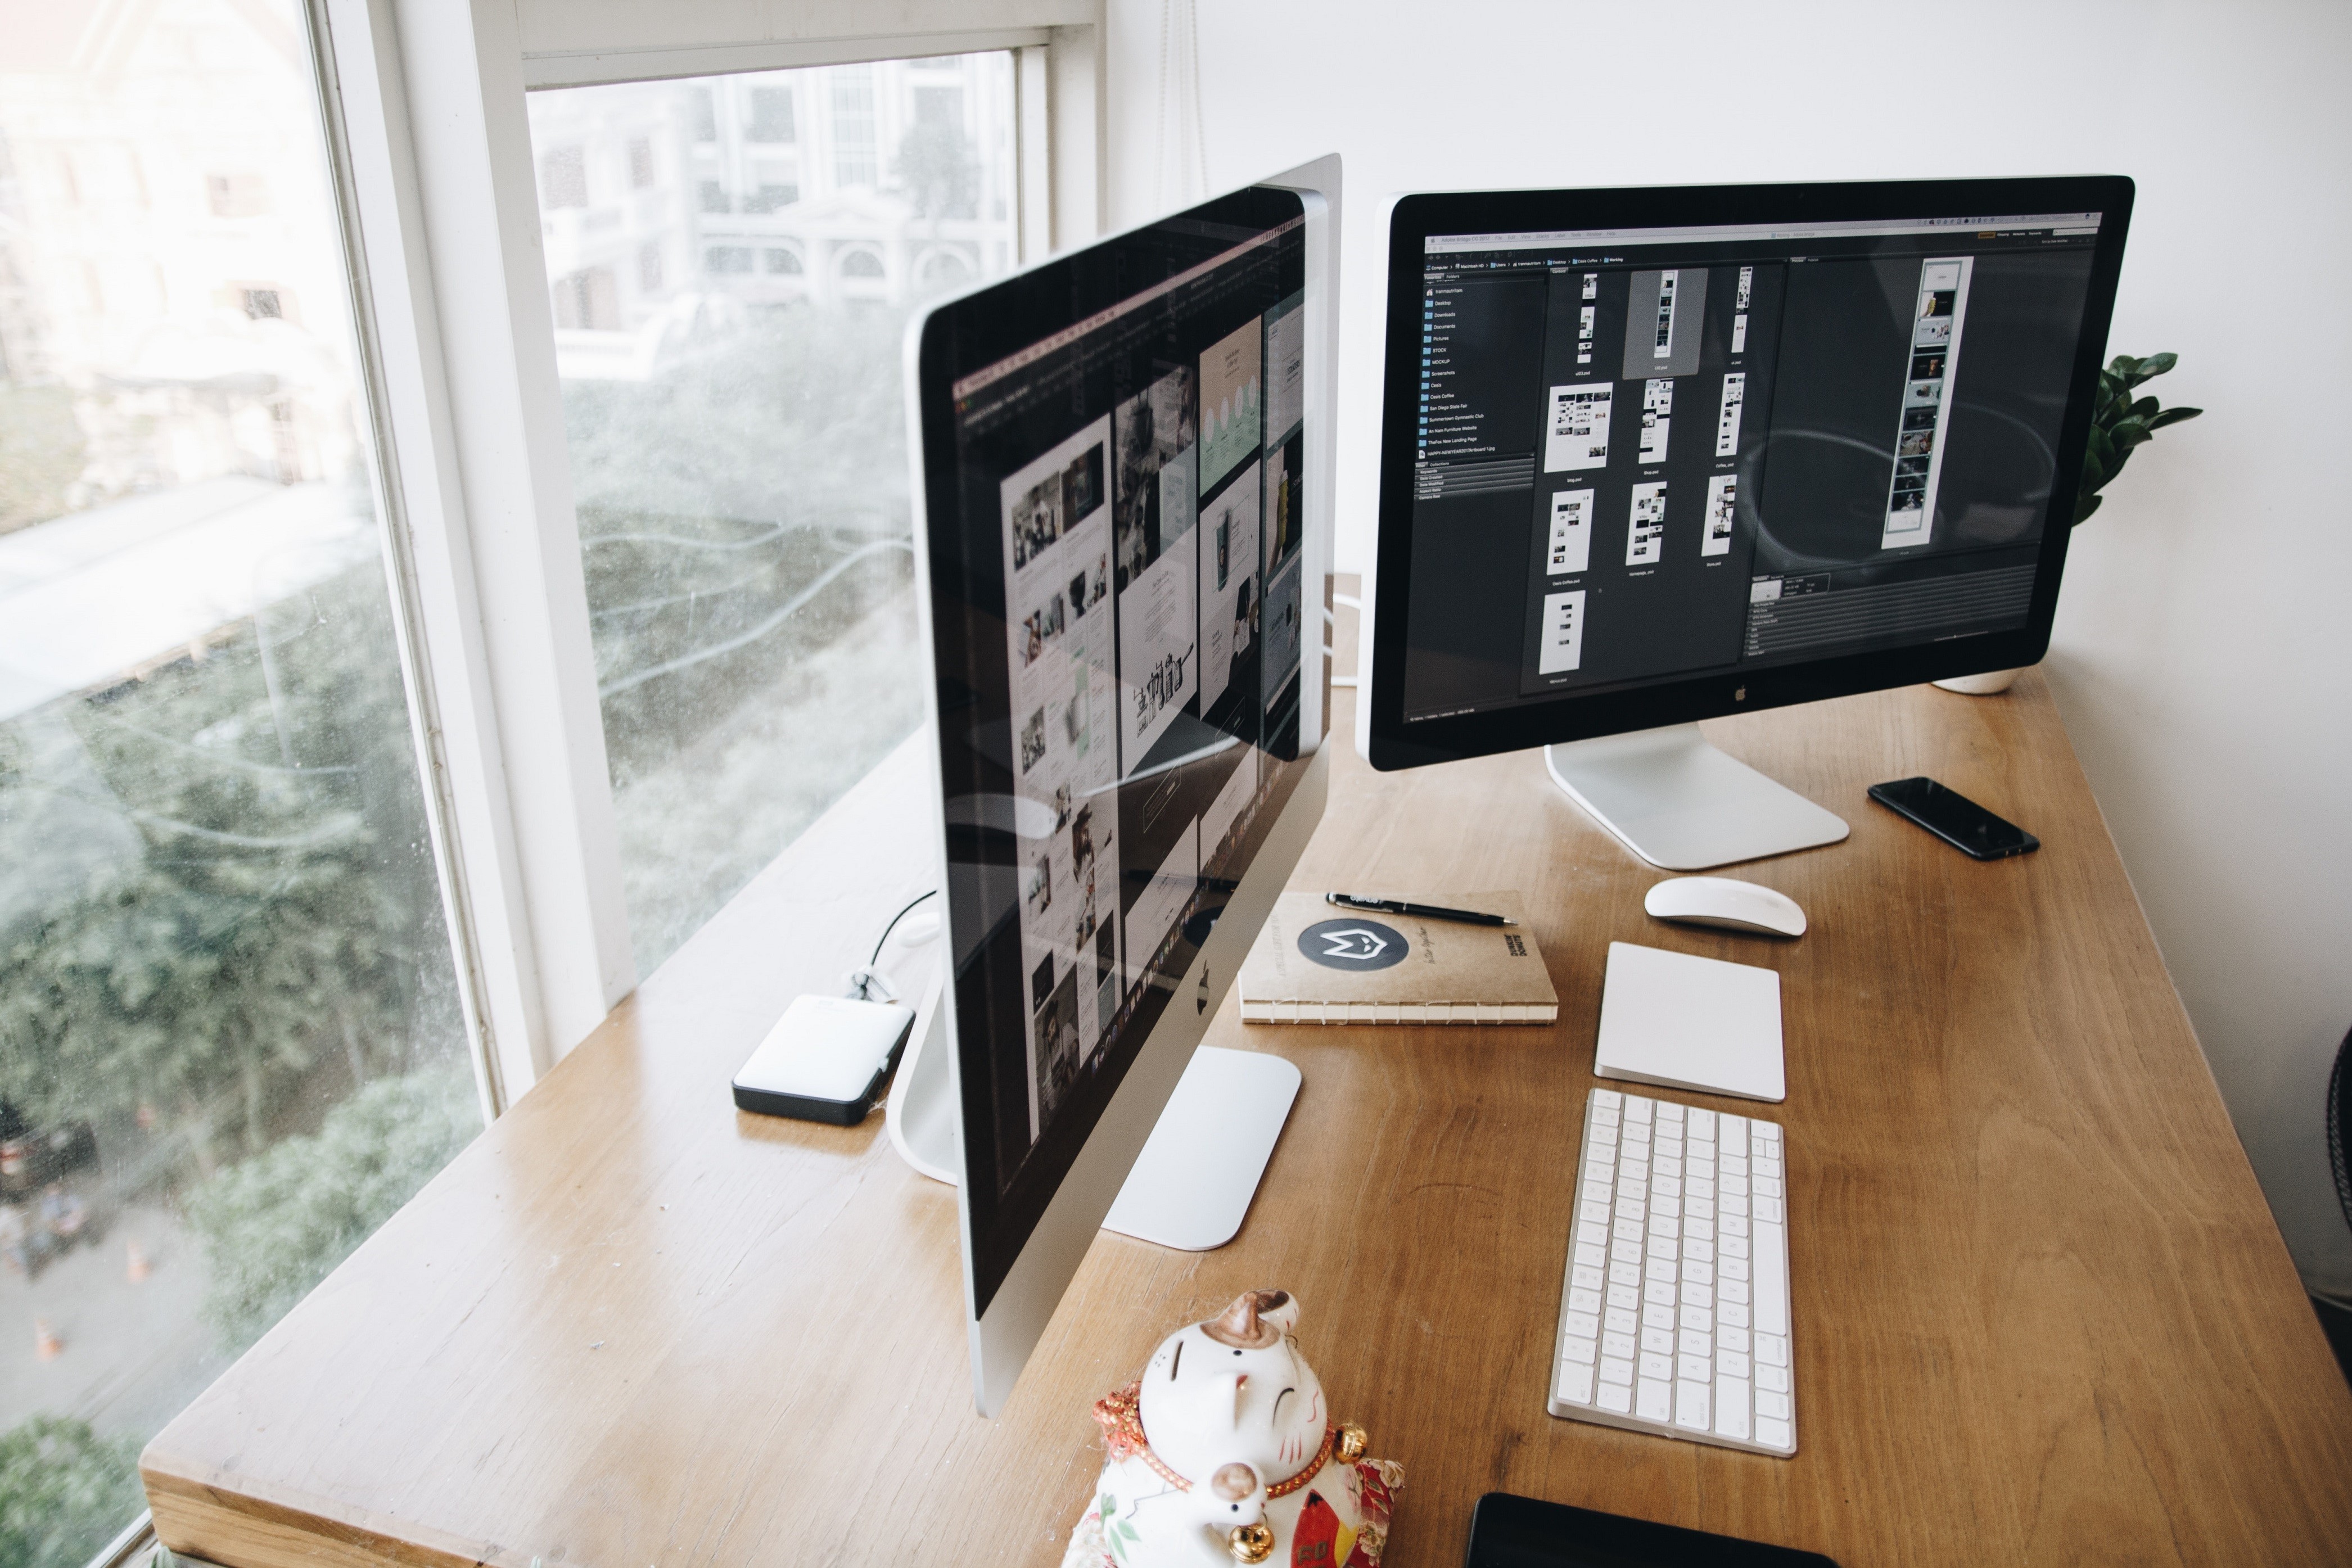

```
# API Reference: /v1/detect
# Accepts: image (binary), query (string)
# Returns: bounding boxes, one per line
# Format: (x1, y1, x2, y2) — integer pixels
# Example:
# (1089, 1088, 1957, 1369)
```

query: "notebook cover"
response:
(1238, 891, 1559, 1025)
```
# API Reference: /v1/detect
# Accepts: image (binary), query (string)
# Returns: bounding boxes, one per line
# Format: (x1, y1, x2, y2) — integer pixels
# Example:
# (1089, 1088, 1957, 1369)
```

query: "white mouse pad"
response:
(1593, 941, 1784, 1102)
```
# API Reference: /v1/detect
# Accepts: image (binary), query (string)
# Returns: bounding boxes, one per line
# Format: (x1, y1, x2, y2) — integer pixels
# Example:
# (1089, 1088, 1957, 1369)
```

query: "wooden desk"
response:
(145, 667, 2352, 1566)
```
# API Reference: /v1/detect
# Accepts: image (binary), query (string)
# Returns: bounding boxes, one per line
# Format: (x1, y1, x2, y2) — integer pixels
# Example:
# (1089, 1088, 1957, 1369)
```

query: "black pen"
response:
(1325, 894, 1515, 927)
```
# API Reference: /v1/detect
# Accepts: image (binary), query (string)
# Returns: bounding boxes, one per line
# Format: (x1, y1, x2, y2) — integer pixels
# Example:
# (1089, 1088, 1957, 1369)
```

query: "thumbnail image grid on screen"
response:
(1398, 213, 2098, 726)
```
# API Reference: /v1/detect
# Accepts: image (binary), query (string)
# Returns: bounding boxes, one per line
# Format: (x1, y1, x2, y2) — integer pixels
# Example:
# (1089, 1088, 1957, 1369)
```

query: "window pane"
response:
(0, 4, 477, 1557)
(526, 54, 1017, 972)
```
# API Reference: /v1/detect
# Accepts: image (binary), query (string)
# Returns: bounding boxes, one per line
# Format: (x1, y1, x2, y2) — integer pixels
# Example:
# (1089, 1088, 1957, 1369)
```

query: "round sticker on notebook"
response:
(1297, 917, 1409, 970)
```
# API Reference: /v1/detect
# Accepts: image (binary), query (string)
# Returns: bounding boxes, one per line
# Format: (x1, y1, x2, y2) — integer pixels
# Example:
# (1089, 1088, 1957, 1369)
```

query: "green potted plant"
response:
(1935, 353, 2202, 694)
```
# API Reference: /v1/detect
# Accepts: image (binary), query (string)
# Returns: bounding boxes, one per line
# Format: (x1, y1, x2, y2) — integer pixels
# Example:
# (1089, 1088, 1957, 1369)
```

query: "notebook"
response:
(1237, 891, 1559, 1024)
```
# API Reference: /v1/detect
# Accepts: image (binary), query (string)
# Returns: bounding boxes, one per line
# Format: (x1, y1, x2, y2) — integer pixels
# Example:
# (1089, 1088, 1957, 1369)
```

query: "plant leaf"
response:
(2130, 395, 2160, 420)
(2137, 350, 2178, 378)
(2074, 490, 2104, 524)
(2148, 405, 2203, 428)
(2109, 416, 2152, 449)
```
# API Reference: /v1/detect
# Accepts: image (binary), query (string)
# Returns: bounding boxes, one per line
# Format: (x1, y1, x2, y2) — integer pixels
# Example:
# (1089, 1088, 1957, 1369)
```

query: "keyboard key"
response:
(1563, 1335, 1597, 1364)
(1645, 1257, 1675, 1283)
(1683, 1259, 1714, 1285)
(1683, 1282, 1713, 1309)
(1755, 1389, 1790, 1420)
(1689, 1108, 1716, 1137)
(1603, 1330, 1636, 1359)
(1757, 1416, 1791, 1449)
(1679, 1305, 1711, 1332)
(1677, 1353, 1710, 1382)
(1755, 1196, 1784, 1223)
(1721, 1254, 1749, 1281)
(1622, 1198, 1648, 1222)
(1641, 1325, 1674, 1355)
(1756, 1332, 1787, 1367)
(1599, 1355, 1634, 1386)
(1654, 1174, 1682, 1199)
(1657, 1101, 1683, 1122)
(1613, 1238, 1644, 1264)
(1719, 1325, 1750, 1353)
(1575, 1241, 1607, 1269)
(1641, 1351, 1673, 1381)
(1563, 1310, 1599, 1339)
(1642, 1303, 1674, 1330)
(1721, 1230, 1750, 1255)
(1714, 1376, 1750, 1440)
(1637, 1379, 1672, 1422)
(1572, 1264, 1603, 1291)
(1754, 1176, 1782, 1199)
(1757, 1363, 1788, 1393)
(1644, 1281, 1676, 1308)
(1722, 1278, 1750, 1305)
(1678, 1329, 1712, 1359)
(1598, 1381, 1633, 1414)
(1656, 1196, 1682, 1221)
(1647, 1235, 1677, 1261)
(1626, 1097, 1653, 1123)
(1593, 1088, 1622, 1110)
(1606, 1305, 1636, 1334)
(1654, 1155, 1683, 1178)
(1718, 1349, 1750, 1379)
(1682, 1236, 1713, 1263)
(1674, 1381, 1710, 1430)
(1716, 1301, 1749, 1328)
(1753, 1222, 1788, 1334)
(1719, 1114, 1746, 1145)
(1647, 1214, 1678, 1239)
(1559, 1363, 1593, 1404)
(1569, 1286, 1602, 1314)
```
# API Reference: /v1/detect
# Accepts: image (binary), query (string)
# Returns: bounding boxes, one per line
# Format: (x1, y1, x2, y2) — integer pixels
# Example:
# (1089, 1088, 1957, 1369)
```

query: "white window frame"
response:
(311, 0, 1105, 1109)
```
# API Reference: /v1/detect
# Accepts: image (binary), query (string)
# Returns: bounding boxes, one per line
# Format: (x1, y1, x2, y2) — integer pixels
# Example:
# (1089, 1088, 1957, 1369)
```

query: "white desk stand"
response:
(1546, 724, 1849, 871)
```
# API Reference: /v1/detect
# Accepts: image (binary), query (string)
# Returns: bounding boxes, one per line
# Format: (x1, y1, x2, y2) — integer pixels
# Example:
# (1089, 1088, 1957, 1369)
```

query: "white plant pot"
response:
(1933, 666, 2026, 695)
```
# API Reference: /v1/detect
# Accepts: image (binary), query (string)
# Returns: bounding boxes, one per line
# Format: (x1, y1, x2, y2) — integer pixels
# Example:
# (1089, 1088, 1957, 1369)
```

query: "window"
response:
(639, 242, 664, 291)
(627, 136, 655, 188)
(698, 179, 728, 214)
(205, 170, 269, 216)
(690, 86, 717, 142)
(913, 85, 962, 129)
(539, 145, 588, 209)
(838, 246, 884, 279)
(831, 64, 879, 188)
(525, 53, 1016, 971)
(0, 12, 478, 1562)
(747, 87, 795, 143)
(552, 266, 620, 329)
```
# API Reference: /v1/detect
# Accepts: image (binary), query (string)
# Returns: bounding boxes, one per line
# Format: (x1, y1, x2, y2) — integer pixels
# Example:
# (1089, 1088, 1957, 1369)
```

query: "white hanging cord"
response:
(1156, 0, 1207, 208)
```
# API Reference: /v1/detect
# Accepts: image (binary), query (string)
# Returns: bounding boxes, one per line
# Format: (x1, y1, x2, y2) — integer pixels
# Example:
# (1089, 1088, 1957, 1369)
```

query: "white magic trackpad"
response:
(1593, 941, 1785, 1102)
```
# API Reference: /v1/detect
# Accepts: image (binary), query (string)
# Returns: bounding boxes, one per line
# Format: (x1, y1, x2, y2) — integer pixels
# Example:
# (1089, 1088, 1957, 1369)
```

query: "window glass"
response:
(0, 2, 477, 1560)
(526, 54, 1017, 971)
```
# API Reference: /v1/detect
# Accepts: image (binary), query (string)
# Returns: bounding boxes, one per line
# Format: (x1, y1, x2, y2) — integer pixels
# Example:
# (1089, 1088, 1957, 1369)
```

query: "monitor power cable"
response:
(847, 888, 940, 1004)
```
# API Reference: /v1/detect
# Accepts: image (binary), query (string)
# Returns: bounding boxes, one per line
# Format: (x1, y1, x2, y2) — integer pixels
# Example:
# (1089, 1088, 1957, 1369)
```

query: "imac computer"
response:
(1362, 177, 2132, 867)
(897, 159, 1340, 1415)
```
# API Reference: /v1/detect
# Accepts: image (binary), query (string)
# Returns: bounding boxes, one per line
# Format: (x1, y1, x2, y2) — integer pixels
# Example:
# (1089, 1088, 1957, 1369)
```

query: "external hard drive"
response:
(732, 995, 915, 1125)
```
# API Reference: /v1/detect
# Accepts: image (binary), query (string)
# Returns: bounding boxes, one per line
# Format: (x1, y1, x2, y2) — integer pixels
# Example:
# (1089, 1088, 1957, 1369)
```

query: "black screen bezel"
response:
(1365, 176, 2134, 772)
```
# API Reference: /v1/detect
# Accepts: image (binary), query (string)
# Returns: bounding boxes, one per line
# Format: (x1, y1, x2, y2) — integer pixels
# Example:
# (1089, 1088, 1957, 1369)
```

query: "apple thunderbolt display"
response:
(1364, 177, 2132, 867)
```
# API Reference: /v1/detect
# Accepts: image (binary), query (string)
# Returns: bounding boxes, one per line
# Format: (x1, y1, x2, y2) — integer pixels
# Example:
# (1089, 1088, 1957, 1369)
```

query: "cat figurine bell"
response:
(1063, 1290, 1402, 1568)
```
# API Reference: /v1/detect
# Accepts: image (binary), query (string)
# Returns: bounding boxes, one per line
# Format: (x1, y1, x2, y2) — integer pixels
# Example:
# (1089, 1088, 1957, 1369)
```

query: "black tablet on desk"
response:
(1465, 1494, 1838, 1567)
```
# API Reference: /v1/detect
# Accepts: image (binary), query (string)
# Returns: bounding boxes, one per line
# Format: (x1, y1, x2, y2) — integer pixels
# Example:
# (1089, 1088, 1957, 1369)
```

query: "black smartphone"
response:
(1464, 1493, 1839, 1567)
(1867, 776, 2038, 860)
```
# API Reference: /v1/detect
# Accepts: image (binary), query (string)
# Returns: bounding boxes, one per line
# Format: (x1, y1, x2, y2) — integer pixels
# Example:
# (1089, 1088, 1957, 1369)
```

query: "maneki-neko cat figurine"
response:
(1062, 1291, 1402, 1568)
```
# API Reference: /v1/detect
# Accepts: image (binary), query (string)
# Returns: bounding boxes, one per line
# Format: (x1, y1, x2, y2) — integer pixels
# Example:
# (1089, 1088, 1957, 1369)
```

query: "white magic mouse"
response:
(1643, 875, 1807, 937)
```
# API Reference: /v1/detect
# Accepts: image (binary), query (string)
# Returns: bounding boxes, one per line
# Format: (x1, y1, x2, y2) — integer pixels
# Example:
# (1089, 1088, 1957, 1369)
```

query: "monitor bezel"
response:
(1362, 175, 2134, 772)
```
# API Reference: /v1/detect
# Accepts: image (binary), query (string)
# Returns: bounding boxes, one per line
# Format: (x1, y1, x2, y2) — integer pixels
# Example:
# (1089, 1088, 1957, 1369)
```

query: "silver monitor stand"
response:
(1545, 724, 1848, 871)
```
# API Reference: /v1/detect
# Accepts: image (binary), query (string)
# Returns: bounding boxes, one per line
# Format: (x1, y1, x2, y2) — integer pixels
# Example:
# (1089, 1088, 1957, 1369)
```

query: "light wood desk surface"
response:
(145, 666, 2352, 1566)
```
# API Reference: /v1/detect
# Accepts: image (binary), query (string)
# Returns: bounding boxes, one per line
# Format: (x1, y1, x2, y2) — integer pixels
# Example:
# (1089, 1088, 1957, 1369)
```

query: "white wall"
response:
(1104, 0, 2352, 1294)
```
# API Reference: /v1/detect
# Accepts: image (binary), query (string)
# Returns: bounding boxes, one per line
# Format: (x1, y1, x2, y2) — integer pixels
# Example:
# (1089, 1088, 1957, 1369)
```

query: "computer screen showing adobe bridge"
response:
(1400, 210, 2104, 722)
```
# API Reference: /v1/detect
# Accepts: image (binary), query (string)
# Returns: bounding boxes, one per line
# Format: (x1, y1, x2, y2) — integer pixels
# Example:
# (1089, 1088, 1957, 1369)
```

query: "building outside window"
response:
(0, 2, 481, 1559)
(523, 53, 1015, 971)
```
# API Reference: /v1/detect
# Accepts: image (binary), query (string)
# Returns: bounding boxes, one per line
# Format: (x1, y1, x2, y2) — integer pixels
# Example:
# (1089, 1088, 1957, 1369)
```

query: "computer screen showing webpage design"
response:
(1399, 212, 2102, 724)
(935, 197, 1309, 1304)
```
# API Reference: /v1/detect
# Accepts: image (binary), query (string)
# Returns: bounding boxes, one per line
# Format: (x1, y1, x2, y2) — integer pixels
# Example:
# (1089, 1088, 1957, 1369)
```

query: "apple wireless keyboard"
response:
(1549, 1087, 1795, 1456)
